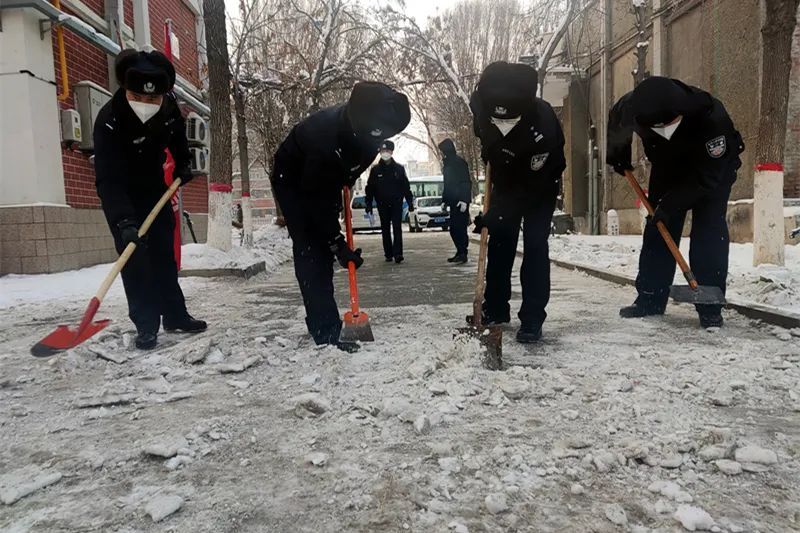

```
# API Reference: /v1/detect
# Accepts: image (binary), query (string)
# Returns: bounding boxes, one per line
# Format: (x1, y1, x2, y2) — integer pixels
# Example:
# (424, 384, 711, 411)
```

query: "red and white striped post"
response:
(753, 162, 785, 266)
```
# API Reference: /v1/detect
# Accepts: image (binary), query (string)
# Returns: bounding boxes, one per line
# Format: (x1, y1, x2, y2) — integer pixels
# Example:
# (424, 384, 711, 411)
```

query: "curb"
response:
(179, 261, 267, 280)
(468, 235, 800, 329)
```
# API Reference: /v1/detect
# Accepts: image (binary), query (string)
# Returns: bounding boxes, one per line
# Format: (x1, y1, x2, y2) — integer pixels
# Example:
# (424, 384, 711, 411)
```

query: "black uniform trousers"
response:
(449, 207, 469, 256)
(274, 184, 342, 345)
(635, 172, 733, 316)
(484, 194, 556, 327)
(108, 207, 187, 334)
(377, 202, 404, 259)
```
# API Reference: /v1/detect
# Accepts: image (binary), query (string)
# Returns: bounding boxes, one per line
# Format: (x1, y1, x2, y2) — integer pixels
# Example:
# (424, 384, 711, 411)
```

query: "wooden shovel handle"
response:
(473, 164, 493, 326)
(623, 170, 697, 289)
(95, 179, 183, 303)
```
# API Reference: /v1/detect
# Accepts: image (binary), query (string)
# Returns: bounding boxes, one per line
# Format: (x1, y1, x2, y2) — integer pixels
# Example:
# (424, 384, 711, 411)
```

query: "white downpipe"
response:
(207, 187, 232, 251)
(241, 194, 253, 248)
(752, 164, 785, 266)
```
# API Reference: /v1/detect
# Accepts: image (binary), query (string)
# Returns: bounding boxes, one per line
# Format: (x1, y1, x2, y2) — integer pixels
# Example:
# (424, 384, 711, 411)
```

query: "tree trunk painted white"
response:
(241, 194, 254, 248)
(207, 189, 232, 252)
(753, 164, 785, 266)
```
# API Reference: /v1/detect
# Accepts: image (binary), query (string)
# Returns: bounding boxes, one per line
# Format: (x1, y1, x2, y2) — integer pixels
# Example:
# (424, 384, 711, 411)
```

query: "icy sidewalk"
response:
(1, 232, 798, 532)
(545, 234, 800, 314)
(0, 225, 291, 309)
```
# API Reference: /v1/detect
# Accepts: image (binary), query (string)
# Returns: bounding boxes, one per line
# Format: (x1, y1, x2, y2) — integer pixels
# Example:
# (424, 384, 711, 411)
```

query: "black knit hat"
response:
(115, 49, 176, 95)
(476, 61, 538, 119)
(438, 138, 456, 154)
(347, 81, 411, 140)
(630, 76, 711, 127)
(380, 140, 395, 151)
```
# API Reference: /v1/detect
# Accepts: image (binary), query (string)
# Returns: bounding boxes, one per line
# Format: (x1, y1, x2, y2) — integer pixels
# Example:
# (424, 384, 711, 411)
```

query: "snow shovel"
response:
(339, 186, 374, 344)
(30, 179, 183, 357)
(459, 163, 502, 370)
(623, 170, 725, 305)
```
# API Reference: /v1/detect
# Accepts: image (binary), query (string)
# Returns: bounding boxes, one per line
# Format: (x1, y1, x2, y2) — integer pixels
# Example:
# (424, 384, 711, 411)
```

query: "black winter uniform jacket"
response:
(272, 105, 382, 241)
(607, 79, 744, 212)
(93, 89, 192, 226)
(470, 92, 566, 206)
(440, 140, 472, 207)
(364, 159, 413, 209)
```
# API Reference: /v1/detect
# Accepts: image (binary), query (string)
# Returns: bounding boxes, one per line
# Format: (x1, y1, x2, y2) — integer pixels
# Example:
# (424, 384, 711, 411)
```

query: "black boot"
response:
(516, 324, 542, 344)
(385, 256, 394, 262)
(466, 310, 510, 326)
(699, 313, 723, 328)
(447, 254, 461, 263)
(135, 331, 158, 350)
(394, 256, 404, 264)
(452, 254, 467, 264)
(335, 340, 360, 353)
(163, 314, 208, 333)
(619, 302, 666, 318)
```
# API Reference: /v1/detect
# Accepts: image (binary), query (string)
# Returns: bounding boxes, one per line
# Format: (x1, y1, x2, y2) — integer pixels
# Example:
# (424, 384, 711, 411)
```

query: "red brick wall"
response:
(182, 177, 209, 213)
(149, 0, 200, 87)
(54, 3, 109, 209)
(124, 0, 133, 27)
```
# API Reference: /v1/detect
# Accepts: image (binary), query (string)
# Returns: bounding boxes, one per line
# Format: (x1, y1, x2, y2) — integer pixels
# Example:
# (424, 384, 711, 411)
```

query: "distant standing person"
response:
(93, 50, 206, 350)
(272, 82, 410, 350)
(607, 76, 744, 328)
(439, 138, 472, 264)
(365, 140, 414, 263)
(470, 61, 566, 344)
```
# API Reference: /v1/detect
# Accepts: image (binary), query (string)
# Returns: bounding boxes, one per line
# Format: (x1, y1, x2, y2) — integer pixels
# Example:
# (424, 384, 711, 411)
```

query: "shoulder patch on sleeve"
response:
(530, 152, 549, 171)
(705, 135, 726, 158)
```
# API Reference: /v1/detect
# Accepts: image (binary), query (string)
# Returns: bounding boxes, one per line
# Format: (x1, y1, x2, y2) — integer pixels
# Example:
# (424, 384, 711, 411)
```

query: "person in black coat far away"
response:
(93, 49, 207, 351)
(607, 76, 744, 328)
(365, 140, 414, 263)
(439, 138, 472, 264)
(272, 82, 411, 351)
(470, 61, 566, 344)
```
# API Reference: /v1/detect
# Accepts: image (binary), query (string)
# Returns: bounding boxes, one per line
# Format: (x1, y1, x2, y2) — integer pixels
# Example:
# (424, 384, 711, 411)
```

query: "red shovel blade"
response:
(30, 297, 111, 357)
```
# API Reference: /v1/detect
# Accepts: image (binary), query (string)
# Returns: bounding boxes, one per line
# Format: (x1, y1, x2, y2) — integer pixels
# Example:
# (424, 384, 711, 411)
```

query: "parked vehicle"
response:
(408, 196, 450, 232)
(348, 195, 381, 233)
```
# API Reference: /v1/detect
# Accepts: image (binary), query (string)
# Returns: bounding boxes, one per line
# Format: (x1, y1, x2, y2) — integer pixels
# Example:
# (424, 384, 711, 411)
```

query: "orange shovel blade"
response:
(30, 297, 111, 357)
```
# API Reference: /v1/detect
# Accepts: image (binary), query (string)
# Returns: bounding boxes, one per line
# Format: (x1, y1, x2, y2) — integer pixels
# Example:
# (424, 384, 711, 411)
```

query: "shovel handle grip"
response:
(623, 171, 697, 290)
(95, 179, 182, 303)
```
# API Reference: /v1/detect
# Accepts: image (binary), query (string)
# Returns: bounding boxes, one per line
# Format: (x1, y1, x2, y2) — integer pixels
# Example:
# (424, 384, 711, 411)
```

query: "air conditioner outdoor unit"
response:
(186, 112, 208, 146)
(189, 146, 210, 174)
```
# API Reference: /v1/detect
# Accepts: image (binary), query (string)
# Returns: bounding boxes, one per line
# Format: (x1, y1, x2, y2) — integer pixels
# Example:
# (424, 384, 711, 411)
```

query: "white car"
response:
(408, 196, 450, 232)
(348, 195, 381, 233)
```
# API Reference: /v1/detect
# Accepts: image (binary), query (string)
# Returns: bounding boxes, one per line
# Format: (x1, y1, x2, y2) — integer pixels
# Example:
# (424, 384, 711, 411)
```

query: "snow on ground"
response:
(548, 235, 800, 314)
(0, 226, 292, 310)
(0, 232, 798, 532)
(182, 225, 292, 271)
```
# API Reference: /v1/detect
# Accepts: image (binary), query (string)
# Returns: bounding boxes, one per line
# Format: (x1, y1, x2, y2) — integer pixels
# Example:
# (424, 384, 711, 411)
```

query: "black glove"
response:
(647, 205, 671, 227)
(610, 160, 634, 176)
(176, 169, 194, 187)
(364, 207, 373, 215)
(408, 206, 415, 212)
(472, 212, 487, 234)
(117, 218, 143, 247)
(329, 234, 363, 269)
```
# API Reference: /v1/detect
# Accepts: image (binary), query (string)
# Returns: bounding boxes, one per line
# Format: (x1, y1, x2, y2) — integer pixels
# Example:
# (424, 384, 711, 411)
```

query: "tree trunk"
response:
(753, 0, 799, 266)
(233, 82, 253, 248)
(203, 0, 233, 251)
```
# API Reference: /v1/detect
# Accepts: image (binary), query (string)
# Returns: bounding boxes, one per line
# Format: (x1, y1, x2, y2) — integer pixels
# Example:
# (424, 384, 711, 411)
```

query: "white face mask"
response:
(128, 100, 162, 124)
(651, 117, 682, 140)
(380, 152, 392, 161)
(491, 116, 521, 137)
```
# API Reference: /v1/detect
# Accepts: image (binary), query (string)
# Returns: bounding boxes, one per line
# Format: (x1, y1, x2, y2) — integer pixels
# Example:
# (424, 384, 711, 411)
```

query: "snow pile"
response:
(547, 235, 800, 313)
(181, 225, 291, 270)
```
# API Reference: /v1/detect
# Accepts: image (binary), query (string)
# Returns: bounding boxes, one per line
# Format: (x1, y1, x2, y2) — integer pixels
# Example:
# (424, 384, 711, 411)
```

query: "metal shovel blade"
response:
(669, 284, 726, 305)
(339, 311, 374, 343)
(30, 297, 111, 357)
(457, 325, 503, 370)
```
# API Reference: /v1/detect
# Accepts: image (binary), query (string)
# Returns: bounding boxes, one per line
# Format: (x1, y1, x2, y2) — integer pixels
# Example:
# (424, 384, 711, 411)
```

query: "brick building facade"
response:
(0, 0, 210, 275)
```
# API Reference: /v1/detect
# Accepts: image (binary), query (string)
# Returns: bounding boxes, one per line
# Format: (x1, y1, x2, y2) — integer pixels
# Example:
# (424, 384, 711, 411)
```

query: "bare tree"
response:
(753, 0, 800, 266)
(203, 0, 234, 251)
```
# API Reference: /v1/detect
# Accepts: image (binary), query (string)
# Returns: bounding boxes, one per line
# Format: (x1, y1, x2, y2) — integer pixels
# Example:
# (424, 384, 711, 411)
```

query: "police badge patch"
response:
(530, 153, 549, 171)
(706, 136, 726, 158)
